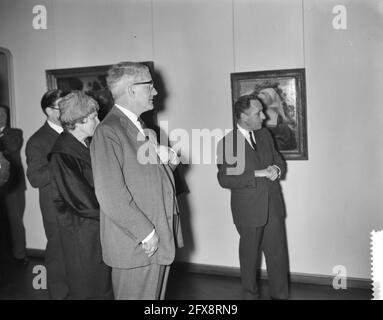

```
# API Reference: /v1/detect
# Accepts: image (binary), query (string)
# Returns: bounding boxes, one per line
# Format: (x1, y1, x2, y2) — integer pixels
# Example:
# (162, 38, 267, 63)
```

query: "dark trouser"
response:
(40, 192, 68, 300)
(1, 188, 26, 259)
(236, 212, 289, 300)
(58, 217, 113, 300)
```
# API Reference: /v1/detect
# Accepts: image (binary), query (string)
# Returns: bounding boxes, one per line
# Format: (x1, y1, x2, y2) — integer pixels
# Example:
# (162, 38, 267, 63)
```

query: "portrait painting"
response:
(231, 68, 308, 160)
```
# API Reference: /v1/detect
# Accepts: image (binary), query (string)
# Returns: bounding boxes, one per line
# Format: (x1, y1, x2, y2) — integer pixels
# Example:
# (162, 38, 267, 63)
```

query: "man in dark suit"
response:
(0, 105, 27, 264)
(25, 90, 68, 299)
(216, 94, 289, 300)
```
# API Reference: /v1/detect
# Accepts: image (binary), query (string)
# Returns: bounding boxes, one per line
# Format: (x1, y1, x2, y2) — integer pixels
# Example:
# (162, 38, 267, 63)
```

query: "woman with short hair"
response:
(49, 91, 113, 299)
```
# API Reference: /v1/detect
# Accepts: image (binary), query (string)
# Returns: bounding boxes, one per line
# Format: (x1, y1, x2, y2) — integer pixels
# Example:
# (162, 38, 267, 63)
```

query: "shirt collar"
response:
(237, 123, 251, 138)
(47, 120, 63, 134)
(115, 104, 144, 134)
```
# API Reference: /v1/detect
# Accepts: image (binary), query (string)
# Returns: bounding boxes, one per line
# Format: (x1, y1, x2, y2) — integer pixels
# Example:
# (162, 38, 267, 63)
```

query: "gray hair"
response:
(59, 91, 99, 131)
(106, 62, 149, 100)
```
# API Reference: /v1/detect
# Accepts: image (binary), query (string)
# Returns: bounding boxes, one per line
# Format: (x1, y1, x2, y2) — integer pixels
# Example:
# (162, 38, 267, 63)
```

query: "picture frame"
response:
(231, 68, 308, 160)
(45, 62, 155, 122)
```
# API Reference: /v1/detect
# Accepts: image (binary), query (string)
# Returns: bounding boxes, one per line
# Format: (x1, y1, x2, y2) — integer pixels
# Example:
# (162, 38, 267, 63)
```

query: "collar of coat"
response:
(49, 131, 91, 164)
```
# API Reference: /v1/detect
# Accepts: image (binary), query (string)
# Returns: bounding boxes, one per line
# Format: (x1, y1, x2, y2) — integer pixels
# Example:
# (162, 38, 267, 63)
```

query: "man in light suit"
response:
(216, 94, 289, 300)
(90, 62, 183, 300)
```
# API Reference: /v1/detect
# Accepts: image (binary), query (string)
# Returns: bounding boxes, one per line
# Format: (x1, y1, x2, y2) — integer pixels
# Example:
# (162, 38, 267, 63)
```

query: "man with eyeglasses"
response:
(25, 89, 69, 299)
(90, 62, 183, 300)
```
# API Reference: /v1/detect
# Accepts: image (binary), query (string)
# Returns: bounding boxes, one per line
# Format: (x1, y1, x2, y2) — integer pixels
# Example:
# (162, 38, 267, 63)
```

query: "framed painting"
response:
(231, 68, 308, 160)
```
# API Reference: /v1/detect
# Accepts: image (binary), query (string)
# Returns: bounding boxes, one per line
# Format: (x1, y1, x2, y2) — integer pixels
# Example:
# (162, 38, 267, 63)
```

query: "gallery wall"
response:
(0, 0, 382, 279)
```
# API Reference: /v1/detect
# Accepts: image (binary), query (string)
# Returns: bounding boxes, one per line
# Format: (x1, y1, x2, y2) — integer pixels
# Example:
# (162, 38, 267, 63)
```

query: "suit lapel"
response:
(114, 106, 174, 188)
(234, 128, 260, 164)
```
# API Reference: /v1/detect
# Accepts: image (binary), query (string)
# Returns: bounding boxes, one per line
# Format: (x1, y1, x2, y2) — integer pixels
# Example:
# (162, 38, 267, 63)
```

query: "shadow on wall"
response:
(148, 68, 195, 261)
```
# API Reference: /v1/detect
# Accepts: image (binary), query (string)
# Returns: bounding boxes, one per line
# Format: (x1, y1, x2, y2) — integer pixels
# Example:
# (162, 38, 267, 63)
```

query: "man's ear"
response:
(45, 107, 53, 118)
(127, 85, 135, 97)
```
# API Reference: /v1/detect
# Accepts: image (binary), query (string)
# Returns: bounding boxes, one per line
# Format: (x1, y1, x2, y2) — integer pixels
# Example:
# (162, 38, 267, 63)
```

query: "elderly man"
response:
(25, 90, 68, 299)
(90, 62, 183, 300)
(216, 94, 289, 300)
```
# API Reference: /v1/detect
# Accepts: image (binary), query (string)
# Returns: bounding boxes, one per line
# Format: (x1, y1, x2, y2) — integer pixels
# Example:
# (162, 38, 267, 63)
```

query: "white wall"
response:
(0, 0, 382, 279)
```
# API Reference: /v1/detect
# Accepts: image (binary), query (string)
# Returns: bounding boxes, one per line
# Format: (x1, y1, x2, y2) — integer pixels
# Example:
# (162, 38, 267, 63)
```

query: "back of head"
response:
(106, 62, 149, 101)
(58, 91, 99, 131)
(41, 89, 65, 115)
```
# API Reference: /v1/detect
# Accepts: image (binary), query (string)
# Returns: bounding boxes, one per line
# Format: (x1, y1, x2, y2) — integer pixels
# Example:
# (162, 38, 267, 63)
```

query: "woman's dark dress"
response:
(49, 131, 113, 300)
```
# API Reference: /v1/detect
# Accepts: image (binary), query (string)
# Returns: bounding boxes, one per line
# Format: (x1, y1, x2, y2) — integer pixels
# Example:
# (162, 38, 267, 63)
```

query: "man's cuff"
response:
(141, 229, 155, 243)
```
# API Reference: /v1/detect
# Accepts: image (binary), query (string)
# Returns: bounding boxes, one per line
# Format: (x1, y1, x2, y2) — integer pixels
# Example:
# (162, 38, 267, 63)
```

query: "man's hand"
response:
(266, 165, 279, 181)
(254, 166, 279, 181)
(142, 232, 159, 257)
(156, 145, 180, 165)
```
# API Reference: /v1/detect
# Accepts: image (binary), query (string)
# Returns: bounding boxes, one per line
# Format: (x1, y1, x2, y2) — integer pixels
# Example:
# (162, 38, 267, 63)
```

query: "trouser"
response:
(40, 205, 68, 300)
(112, 264, 170, 300)
(2, 188, 26, 259)
(236, 212, 289, 300)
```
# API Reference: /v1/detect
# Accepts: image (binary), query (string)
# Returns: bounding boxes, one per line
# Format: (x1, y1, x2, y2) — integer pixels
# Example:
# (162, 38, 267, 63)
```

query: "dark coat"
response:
(26, 122, 60, 228)
(0, 127, 26, 192)
(49, 131, 113, 300)
(217, 127, 286, 227)
(25, 122, 69, 299)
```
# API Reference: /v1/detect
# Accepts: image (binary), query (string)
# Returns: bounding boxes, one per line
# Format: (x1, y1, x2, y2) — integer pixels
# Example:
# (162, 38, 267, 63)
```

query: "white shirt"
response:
(237, 124, 255, 149)
(115, 104, 179, 165)
(236, 124, 281, 178)
(47, 120, 63, 134)
(115, 104, 145, 137)
(114, 104, 155, 244)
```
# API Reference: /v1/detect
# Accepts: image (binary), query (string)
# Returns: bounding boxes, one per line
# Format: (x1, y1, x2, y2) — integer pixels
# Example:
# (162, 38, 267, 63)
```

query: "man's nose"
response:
(152, 87, 158, 96)
(261, 112, 266, 120)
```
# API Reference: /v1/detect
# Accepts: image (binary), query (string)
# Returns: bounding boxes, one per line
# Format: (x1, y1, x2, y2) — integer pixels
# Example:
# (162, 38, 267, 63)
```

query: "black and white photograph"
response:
(0, 0, 382, 306)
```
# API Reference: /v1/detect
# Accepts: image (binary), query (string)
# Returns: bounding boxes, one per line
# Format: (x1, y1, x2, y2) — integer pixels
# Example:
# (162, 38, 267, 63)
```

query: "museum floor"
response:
(0, 254, 371, 300)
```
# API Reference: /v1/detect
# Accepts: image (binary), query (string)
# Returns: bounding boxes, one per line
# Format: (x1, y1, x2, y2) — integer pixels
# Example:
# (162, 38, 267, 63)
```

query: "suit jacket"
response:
(0, 127, 26, 192)
(217, 127, 286, 227)
(25, 122, 60, 226)
(90, 106, 183, 269)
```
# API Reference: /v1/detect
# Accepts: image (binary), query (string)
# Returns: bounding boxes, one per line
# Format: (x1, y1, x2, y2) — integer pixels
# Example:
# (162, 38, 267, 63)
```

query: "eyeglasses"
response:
(132, 80, 154, 90)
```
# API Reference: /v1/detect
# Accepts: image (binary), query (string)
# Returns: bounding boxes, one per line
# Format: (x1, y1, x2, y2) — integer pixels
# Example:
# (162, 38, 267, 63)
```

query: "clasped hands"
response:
(254, 165, 279, 181)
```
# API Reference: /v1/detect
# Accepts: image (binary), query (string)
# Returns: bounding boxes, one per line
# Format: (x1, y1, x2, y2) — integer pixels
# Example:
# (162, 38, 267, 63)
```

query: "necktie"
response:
(249, 131, 257, 151)
(137, 117, 148, 140)
(137, 117, 146, 129)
